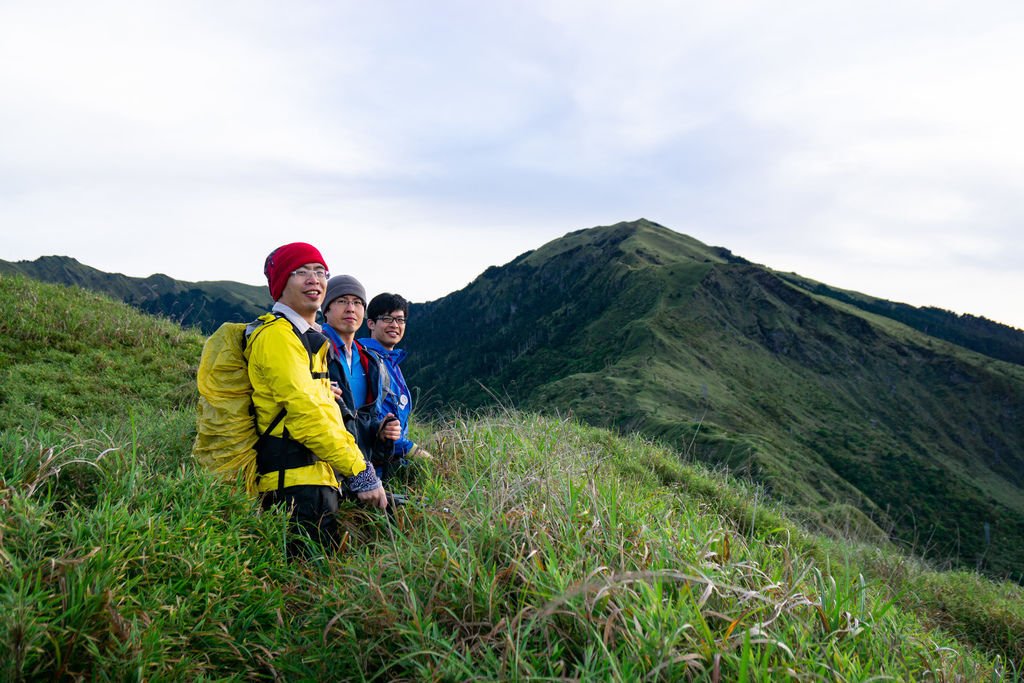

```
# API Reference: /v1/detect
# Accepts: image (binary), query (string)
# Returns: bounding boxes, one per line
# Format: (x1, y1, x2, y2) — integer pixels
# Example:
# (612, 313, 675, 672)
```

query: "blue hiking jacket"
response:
(323, 324, 390, 492)
(358, 337, 415, 457)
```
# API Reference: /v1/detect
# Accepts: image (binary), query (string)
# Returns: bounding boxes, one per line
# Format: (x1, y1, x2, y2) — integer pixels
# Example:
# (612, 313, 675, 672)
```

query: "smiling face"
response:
(277, 262, 327, 323)
(367, 310, 406, 350)
(324, 295, 365, 342)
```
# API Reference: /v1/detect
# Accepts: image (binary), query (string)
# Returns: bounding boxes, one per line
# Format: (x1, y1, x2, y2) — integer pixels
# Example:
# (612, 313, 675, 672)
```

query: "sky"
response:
(1, 1, 1022, 330)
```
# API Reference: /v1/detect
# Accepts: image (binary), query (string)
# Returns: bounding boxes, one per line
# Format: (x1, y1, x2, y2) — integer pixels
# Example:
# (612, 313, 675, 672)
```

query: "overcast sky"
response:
(2, 1, 1022, 329)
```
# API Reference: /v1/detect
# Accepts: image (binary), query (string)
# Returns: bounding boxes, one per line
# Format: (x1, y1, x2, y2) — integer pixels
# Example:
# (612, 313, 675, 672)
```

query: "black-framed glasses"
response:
(290, 268, 329, 280)
(375, 315, 407, 326)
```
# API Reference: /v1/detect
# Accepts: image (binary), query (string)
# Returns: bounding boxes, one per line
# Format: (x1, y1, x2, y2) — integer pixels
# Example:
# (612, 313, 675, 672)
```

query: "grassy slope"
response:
(2, 273, 1024, 679)
(0, 274, 202, 430)
(406, 220, 1024, 578)
(544, 260, 1024, 573)
(0, 255, 269, 333)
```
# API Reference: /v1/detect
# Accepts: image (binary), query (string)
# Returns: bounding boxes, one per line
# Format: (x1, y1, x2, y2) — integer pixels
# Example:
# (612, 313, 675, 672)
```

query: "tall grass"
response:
(3, 409, 1016, 680)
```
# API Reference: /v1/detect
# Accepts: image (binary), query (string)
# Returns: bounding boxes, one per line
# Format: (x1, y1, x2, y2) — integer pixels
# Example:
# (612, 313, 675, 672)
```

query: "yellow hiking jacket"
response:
(245, 315, 365, 492)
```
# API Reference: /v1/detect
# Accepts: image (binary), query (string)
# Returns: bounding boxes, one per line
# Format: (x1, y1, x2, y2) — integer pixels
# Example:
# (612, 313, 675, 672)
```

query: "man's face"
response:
(277, 262, 327, 321)
(324, 295, 365, 340)
(367, 309, 406, 350)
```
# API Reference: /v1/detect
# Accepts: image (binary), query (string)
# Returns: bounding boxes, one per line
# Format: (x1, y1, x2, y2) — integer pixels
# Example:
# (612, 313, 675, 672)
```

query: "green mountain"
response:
(3, 271, 1023, 679)
(0, 255, 269, 333)
(405, 219, 1024, 578)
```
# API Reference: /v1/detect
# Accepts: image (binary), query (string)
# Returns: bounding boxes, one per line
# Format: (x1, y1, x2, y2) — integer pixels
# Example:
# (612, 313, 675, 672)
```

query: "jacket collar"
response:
(359, 336, 406, 363)
(325, 323, 369, 355)
(322, 323, 345, 354)
(271, 301, 321, 334)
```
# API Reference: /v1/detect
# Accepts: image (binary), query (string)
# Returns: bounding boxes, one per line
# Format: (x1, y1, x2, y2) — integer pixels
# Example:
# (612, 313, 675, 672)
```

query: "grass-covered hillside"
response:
(406, 220, 1024, 579)
(2, 272, 1023, 680)
(0, 255, 269, 333)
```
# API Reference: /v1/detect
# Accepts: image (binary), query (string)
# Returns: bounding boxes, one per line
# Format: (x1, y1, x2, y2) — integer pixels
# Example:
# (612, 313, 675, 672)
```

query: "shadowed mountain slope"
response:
(775, 272, 1024, 364)
(405, 219, 1024, 578)
(0, 255, 268, 333)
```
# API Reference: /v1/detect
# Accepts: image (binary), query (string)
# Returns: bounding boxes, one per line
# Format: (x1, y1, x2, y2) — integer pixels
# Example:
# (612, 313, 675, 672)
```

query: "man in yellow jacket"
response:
(250, 242, 387, 556)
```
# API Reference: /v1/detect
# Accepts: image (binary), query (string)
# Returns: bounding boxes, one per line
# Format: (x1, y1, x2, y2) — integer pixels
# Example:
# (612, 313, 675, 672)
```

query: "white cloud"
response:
(0, 1, 384, 176)
(0, 0, 1022, 329)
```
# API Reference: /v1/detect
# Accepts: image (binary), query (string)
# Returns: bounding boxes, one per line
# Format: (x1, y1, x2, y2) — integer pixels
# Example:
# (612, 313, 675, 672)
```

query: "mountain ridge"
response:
(403, 219, 1024, 578)
(4, 226, 1019, 351)
(0, 254, 269, 333)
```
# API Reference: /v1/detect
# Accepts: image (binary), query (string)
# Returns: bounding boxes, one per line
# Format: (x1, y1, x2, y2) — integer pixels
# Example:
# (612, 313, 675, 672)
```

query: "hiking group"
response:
(194, 241, 431, 557)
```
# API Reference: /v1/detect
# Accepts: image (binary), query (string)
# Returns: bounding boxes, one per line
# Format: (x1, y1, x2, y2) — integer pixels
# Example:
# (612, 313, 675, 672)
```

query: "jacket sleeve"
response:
(247, 321, 366, 477)
(345, 461, 382, 493)
(372, 393, 414, 457)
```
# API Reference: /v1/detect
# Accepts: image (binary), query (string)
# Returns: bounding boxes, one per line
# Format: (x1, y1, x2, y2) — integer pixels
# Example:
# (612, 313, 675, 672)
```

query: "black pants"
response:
(261, 485, 341, 558)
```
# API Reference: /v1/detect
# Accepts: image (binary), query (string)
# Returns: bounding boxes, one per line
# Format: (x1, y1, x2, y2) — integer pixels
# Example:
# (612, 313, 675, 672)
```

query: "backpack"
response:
(192, 314, 283, 493)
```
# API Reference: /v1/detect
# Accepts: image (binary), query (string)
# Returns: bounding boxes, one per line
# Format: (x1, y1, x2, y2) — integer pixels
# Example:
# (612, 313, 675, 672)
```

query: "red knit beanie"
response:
(264, 242, 328, 301)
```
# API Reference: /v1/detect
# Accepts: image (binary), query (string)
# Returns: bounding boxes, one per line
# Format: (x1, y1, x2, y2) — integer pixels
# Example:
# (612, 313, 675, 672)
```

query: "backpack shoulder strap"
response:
(244, 313, 292, 439)
(245, 312, 287, 344)
(362, 345, 392, 397)
(259, 407, 287, 440)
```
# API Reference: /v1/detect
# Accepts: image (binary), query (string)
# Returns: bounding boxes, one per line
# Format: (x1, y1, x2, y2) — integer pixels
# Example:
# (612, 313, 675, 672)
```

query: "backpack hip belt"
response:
(256, 432, 319, 492)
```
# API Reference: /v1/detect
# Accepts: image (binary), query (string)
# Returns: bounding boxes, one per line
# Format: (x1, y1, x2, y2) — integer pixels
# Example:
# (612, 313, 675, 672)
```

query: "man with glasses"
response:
(320, 275, 401, 495)
(359, 292, 433, 480)
(251, 243, 388, 557)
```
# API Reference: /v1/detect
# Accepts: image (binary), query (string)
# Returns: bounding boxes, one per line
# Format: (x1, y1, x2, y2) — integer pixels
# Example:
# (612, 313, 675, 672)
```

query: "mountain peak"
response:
(405, 219, 1024, 578)
(514, 219, 744, 274)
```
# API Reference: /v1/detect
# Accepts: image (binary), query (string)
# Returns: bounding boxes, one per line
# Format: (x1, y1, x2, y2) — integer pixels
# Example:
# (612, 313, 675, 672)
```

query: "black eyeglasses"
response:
(375, 315, 407, 326)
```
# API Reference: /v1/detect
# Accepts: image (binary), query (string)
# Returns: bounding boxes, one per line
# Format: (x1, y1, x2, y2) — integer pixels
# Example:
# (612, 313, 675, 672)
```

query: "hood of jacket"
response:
(358, 337, 407, 365)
